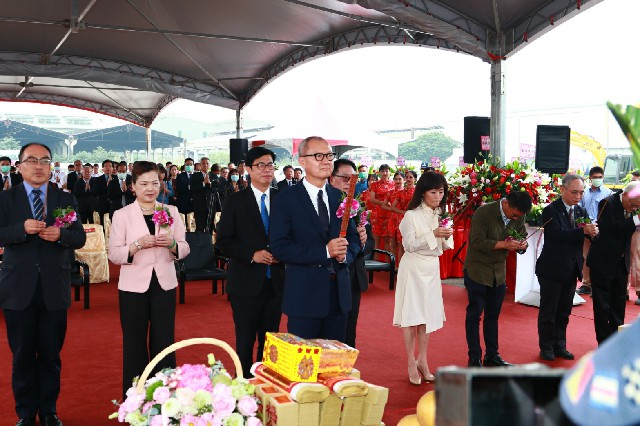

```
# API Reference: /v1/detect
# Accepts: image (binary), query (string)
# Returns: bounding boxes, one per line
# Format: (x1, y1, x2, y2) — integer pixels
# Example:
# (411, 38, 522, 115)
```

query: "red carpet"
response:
(1, 266, 639, 426)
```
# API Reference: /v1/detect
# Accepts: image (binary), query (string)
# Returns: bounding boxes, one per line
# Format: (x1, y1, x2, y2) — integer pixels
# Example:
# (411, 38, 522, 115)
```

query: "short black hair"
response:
(165, 161, 172, 166)
(333, 158, 357, 175)
(379, 164, 390, 171)
(632, 170, 640, 178)
(102, 159, 112, 167)
(589, 166, 605, 176)
(19, 143, 52, 162)
(506, 191, 533, 214)
(211, 163, 221, 172)
(282, 165, 293, 172)
(132, 161, 159, 183)
(83, 163, 92, 168)
(0, 156, 11, 163)
(245, 147, 276, 167)
(184, 157, 194, 164)
(294, 167, 303, 173)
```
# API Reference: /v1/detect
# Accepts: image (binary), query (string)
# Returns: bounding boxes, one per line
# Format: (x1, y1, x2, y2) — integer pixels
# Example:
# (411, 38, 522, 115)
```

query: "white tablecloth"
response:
(514, 225, 585, 307)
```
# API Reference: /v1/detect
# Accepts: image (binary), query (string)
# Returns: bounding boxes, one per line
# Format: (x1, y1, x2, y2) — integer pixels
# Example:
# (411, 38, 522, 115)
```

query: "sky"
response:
(1, 0, 639, 159)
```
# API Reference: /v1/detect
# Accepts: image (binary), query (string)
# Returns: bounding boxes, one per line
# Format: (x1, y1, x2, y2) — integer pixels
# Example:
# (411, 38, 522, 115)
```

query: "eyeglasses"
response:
(23, 157, 52, 166)
(300, 152, 336, 162)
(250, 162, 275, 171)
(563, 186, 584, 196)
(333, 174, 353, 182)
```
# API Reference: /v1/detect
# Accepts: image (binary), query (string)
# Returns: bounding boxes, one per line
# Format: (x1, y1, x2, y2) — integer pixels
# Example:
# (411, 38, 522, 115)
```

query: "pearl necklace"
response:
(140, 206, 155, 212)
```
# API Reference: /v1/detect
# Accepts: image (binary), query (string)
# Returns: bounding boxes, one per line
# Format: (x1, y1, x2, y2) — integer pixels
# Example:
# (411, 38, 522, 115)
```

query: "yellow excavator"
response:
(570, 130, 632, 189)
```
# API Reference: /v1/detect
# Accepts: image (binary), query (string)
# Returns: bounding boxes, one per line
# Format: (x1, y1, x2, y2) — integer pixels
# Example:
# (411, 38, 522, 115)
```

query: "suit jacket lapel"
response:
(296, 181, 324, 231)
(244, 188, 266, 236)
(45, 186, 59, 226)
(15, 183, 34, 220)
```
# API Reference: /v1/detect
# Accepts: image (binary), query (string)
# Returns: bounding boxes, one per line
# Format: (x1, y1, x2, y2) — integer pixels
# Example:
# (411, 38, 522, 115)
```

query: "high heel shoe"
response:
(408, 366, 422, 385)
(417, 364, 436, 382)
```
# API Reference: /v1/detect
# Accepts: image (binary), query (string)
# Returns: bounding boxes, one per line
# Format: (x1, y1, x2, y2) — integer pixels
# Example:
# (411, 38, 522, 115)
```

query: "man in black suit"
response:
(329, 159, 373, 348)
(215, 147, 285, 377)
(0, 156, 23, 190)
(277, 165, 298, 191)
(174, 158, 195, 215)
(90, 159, 114, 223)
(587, 182, 640, 344)
(64, 159, 82, 193)
(73, 163, 97, 224)
(535, 173, 599, 361)
(191, 157, 222, 233)
(0, 143, 86, 426)
(107, 161, 135, 219)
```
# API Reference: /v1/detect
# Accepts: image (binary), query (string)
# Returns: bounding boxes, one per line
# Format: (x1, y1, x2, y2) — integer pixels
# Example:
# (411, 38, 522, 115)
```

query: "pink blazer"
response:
(108, 201, 190, 293)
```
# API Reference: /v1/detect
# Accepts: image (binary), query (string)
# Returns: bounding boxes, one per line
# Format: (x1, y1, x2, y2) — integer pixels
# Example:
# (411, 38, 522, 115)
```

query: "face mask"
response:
(0, 165, 10, 173)
(231, 175, 239, 182)
(591, 178, 603, 188)
(117, 173, 127, 180)
(358, 172, 367, 179)
(54, 166, 60, 171)
(185, 165, 194, 173)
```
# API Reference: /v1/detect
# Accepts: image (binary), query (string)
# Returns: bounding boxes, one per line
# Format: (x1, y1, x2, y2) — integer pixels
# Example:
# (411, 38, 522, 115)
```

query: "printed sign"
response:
(481, 135, 490, 150)
(459, 156, 466, 166)
(519, 143, 536, 160)
(430, 157, 441, 168)
(396, 156, 406, 167)
(360, 155, 373, 167)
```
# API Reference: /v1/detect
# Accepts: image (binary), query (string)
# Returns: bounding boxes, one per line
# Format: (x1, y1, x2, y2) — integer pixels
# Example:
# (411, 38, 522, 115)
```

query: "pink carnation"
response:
(177, 364, 213, 392)
(237, 395, 258, 417)
(153, 386, 171, 404)
(247, 417, 263, 426)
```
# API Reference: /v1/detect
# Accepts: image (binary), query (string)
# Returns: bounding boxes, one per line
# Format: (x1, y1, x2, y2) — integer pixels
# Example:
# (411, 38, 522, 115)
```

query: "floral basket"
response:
(111, 337, 263, 426)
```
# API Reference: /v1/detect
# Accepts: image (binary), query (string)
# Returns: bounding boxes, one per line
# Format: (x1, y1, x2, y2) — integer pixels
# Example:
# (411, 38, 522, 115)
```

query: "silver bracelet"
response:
(134, 240, 143, 251)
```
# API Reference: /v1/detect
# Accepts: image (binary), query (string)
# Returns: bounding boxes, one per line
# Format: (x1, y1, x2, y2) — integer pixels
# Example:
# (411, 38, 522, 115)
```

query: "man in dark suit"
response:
(191, 157, 222, 233)
(73, 163, 97, 224)
(329, 159, 373, 348)
(0, 143, 86, 426)
(107, 161, 135, 219)
(0, 156, 23, 190)
(174, 158, 195, 215)
(64, 159, 82, 193)
(535, 173, 599, 361)
(216, 147, 285, 377)
(276, 165, 298, 191)
(464, 191, 532, 367)
(271, 136, 360, 342)
(90, 159, 114, 223)
(587, 182, 640, 344)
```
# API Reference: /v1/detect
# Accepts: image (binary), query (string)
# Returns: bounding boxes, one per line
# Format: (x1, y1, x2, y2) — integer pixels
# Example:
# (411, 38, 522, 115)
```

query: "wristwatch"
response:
(134, 240, 143, 251)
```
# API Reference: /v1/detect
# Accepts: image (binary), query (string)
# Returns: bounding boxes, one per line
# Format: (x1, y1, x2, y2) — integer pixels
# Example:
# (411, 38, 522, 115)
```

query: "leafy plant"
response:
(607, 102, 640, 169)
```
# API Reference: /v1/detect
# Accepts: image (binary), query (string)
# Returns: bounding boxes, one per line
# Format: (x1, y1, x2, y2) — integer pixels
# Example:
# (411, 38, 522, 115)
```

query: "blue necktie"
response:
(260, 193, 271, 278)
(318, 189, 329, 235)
(32, 189, 44, 221)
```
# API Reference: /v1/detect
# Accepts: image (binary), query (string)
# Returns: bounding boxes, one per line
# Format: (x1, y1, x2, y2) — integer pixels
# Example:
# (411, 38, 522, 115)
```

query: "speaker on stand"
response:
(463, 117, 491, 164)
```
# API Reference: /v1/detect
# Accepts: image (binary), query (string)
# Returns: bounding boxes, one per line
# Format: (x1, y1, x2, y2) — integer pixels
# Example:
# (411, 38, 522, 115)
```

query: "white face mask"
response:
(591, 178, 603, 188)
(117, 173, 127, 180)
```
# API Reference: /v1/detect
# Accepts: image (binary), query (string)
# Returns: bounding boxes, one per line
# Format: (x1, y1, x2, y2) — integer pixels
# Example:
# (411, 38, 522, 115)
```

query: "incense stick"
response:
(524, 217, 553, 241)
(596, 198, 609, 222)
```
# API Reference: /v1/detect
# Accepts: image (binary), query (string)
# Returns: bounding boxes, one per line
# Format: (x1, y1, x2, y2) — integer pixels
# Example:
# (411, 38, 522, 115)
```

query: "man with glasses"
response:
(277, 165, 297, 191)
(464, 191, 532, 367)
(587, 181, 640, 345)
(577, 166, 612, 295)
(216, 147, 285, 377)
(535, 173, 598, 361)
(270, 136, 361, 341)
(0, 143, 86, 426)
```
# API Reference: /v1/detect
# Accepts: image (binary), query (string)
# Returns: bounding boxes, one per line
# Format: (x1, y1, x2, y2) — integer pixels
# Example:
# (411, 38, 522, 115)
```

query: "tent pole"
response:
(490, 60, 506, 166)
(236, 108, 243, 139)
(146, 127, 152, 160)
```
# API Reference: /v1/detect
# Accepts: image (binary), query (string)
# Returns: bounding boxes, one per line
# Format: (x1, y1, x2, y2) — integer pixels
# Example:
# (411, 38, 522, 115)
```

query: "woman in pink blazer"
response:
(108, 161, 190, 397)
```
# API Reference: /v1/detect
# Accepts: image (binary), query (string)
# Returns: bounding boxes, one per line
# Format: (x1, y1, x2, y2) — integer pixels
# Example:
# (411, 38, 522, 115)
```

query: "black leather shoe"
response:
(15, 419, 36, 426)
(554, 348, 575, 360)
(539, 350, 555, 361)
(483, 355, 513, 367)
(40, 414, 63, 426)
(576, 286, 591, 295)
(468, 358, 482, 367)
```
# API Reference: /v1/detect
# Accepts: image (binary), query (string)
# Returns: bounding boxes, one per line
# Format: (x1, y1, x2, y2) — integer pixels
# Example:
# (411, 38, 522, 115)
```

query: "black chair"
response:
(177, 232, 227, 304)
(69, 249, 90, 309)
(364, 248, 396, 290)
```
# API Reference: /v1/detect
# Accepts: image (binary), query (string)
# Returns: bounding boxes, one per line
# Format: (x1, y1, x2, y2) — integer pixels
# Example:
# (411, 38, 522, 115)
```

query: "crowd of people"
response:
(2, 140, 640, 425)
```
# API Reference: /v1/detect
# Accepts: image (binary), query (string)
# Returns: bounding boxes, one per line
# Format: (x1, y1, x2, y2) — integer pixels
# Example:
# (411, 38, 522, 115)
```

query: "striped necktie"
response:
(32, 189, 44, 221)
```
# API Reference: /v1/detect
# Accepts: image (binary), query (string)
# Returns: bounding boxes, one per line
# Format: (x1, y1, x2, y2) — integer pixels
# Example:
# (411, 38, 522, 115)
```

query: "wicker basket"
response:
(135, 337, 244, 394)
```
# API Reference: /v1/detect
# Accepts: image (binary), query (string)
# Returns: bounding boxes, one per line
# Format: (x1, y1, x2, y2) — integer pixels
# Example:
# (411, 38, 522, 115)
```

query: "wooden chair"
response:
(75, 224, 109, 283)
(70, 249, 90, 309)
(364, 248, 397, 290)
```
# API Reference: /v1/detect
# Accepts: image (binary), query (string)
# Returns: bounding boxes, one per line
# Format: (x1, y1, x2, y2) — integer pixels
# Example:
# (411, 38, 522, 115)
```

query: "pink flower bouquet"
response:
(337, 195, 371, 227)
(52, 206, 77, 229)
(110, 354, 262, 425)
(152, 206, 174, 229)
(575, 217, 591, 228)
(439, 212, 453, 228)
(505, 228, 526, 242)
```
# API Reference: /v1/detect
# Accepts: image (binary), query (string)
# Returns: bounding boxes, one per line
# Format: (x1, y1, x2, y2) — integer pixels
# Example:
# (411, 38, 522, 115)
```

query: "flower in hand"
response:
(152, 206, 174, 229)
(52, 206, 77, 229)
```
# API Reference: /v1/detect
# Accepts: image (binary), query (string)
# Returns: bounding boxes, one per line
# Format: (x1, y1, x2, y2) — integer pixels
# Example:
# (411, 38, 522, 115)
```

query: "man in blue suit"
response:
(270, 136, 361, 342)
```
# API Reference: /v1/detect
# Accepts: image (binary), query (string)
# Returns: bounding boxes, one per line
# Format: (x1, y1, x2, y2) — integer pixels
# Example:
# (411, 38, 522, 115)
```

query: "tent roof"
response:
(0, 0, 598, 127)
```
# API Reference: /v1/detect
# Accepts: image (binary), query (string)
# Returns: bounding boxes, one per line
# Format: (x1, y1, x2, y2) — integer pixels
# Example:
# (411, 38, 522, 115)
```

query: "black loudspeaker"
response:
(535, 125, 570, 174)
(229, 138, 248, 164)
(464, 117, 490, 164)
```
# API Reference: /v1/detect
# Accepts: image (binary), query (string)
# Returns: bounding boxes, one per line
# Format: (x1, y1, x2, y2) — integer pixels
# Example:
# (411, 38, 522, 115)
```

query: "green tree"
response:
(398, 131, 461, 161)
(0, 136, 21, 150)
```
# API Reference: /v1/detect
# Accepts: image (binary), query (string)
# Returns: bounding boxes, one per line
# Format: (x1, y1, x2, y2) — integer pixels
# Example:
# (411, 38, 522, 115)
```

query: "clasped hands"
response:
(433, 226, 454, 239)
(252, 249, 279, 265)
(582, 223, 599, 238)
(24, 219, 61, 242)
(137, 234, 174, 249)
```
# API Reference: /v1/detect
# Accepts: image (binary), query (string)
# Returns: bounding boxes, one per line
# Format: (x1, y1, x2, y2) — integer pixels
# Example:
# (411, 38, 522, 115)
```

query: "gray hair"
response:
(298, 136, 326, 156)
(623, 180, 640, 194)
(562, 173, 585, 187)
